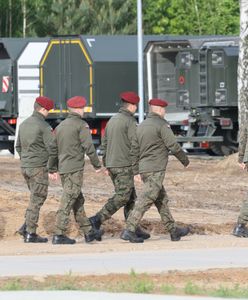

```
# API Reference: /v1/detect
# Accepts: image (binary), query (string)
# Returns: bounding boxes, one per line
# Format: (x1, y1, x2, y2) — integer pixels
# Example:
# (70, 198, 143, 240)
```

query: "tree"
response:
(143, 0, 239, 35)
(238, 0, 248, 128)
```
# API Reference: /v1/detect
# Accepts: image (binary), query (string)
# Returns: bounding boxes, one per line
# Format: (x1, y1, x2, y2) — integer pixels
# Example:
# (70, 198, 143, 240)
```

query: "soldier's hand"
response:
(239, 162, 246, 170)
(95, 167, 103, 174)
(49, 172, 59, 181)
(104, 168, 109, 176)
(134, 174, 142, 183)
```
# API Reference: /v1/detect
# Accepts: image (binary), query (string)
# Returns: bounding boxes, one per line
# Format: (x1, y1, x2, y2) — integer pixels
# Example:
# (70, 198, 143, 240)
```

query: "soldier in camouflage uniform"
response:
(233, 125, 248, 237)
(49, 96, 103, 245)
(89, 91, 150, 240)
(121, 98, 190, 243)
(15, 96, 56, 243)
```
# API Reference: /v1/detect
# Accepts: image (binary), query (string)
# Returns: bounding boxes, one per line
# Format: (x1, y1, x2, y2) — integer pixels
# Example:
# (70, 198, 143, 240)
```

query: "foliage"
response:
(0, 0, 240, 37)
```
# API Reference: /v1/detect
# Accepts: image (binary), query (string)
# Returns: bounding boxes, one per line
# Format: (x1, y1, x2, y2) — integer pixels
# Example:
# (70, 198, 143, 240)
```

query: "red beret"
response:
(120, 91, 140, 104)
(149, 98, 168, 107)
(35, 96, 54, 111)
(67, 96, 87, 108)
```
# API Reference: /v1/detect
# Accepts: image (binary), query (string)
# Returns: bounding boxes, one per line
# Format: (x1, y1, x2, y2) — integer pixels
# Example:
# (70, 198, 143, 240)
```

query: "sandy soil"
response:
(1, 154, 248, 284)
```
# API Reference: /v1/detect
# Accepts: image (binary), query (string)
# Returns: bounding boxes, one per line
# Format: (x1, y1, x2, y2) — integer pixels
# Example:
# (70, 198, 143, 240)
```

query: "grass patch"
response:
(1, 271, 248, 298)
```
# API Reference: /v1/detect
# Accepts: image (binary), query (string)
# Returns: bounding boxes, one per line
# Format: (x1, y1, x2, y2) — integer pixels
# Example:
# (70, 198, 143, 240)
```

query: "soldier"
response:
(49, 96, 103, 245)
(121, 98, 190, 243)
(233, 125, 248, 237)
(16, 96, 56, 243)
(89, 91, 150, 240)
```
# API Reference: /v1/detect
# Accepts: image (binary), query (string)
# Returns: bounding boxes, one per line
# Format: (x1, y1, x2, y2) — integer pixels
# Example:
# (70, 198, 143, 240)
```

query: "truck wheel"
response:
(207, 142, 237, 156)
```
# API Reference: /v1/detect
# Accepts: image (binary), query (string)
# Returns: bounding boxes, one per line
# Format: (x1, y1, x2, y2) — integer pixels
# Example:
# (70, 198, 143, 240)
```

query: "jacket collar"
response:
(32, 110, 46, 120)
(67, 112, 82, 119)
(119, 107, 134, 117)
(147, 112, 164, 120)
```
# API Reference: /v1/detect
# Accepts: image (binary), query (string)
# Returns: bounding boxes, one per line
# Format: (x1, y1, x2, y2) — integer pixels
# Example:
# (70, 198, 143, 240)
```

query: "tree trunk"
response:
(238, 0, 248, 129)
(22, 0, 27, 38)
(9, 0, 12, 37)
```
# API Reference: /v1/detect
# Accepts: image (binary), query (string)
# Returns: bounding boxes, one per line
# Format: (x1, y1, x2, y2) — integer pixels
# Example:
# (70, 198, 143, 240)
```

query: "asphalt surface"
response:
(1, 247, 248, 277)
(0, 291, 240, 300)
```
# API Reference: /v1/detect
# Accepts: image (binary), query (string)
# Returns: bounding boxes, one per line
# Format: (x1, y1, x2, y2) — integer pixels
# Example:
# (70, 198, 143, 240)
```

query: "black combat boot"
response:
(52, 235, 76, 245)
(135, 226, 151, 240)
(89, 215, 102, 230)
(17, 223, 27, 237)
(233, 223, 248, 237)
(85, 228, 104, 243)
(170, 226, 190, 241)
(24, 233, 48, 243)
(120, 229, 144, 243)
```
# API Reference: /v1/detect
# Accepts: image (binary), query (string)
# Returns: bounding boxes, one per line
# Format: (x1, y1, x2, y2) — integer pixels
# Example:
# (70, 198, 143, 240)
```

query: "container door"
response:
(40, 39, 93, 114)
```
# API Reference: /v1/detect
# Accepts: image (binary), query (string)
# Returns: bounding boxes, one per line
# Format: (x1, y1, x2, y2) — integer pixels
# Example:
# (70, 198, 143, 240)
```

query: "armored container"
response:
(0, 38, 50, 153)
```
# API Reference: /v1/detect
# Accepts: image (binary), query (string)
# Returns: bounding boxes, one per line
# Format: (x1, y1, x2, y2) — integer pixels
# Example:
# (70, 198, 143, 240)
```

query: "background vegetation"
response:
(0, 0, 240, 37)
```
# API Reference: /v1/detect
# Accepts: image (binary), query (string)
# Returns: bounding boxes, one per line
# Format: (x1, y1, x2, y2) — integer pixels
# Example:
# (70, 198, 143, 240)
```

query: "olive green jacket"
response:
(101, 107, 137, 168)
(49, 112, 101, 174)
(15, 111, 56, 169)
(131, 112, 189, 174)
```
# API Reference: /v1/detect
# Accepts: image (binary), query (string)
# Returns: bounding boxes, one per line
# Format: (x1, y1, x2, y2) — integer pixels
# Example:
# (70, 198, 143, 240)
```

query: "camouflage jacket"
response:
(15, 111, 56, 169)
(48, 112, 101, 174)
(131, 112, 189, 174)
(101, 107, 137, 169)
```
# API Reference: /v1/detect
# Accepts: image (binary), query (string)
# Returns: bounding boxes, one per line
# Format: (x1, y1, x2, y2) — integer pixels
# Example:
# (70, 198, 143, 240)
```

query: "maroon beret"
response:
(120, 91, 140, 104)
(149, 98, 168, 107)
(67, 96, 87, 108)
(35, 96, 54, 111)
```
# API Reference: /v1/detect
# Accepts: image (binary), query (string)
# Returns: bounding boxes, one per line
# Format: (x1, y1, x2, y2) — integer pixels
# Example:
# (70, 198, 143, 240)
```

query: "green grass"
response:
(2, 273, 248, 298)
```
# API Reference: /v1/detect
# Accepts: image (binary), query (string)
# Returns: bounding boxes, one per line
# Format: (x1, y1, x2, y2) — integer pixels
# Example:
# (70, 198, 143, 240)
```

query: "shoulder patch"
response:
(167, 124, 171, 128)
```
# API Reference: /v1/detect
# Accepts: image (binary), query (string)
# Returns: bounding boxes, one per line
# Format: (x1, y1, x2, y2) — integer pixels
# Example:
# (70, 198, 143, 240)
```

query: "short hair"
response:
(34, 102, 42, 111)
(121, 100, 131, 108)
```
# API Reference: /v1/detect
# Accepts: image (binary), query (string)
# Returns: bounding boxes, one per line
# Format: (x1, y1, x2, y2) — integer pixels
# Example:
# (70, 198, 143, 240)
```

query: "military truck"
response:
(145, 37, 239, 155)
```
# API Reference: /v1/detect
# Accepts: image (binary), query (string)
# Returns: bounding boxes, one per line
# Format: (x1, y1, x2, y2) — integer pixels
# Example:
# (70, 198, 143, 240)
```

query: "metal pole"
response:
(137, 0, 144, 123)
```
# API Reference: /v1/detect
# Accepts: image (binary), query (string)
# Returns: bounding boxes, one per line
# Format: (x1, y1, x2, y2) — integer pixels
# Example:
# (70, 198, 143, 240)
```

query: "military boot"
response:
(135, 226, 151, 240)
(170, 226, 190, 241)
(52, 235, 76, 245)
(89, 215, 102, 230)
(17, 223, 27, 237)
(85, 228, 104, 243)
(233, 223, 248, 237)
(120, 229, 144, 243)
(24, 233, 48, 243)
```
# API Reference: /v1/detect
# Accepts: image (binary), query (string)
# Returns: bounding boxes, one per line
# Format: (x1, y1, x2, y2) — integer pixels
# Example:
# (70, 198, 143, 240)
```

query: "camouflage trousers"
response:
(126, 171, 175, 233)
(238, 192, 248, 224)
(21, 167, 48, 234)
(54, 170, 91, 236)
(97, 166, 136, 222)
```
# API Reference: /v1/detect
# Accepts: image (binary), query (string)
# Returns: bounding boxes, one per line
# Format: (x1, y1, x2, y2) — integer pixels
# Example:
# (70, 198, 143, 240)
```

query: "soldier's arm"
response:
(79, 123, 101, 170)
(161, 124, 189, 167)
(239, 125, 248, 163)
(15, 130, 22, 158)
(130, 131, 140, 175)
(43, 126, 58, 172)
(100, 127, 108, 167)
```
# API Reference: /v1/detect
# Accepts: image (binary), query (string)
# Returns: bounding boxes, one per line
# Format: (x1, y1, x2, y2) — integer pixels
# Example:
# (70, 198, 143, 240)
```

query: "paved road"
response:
(0, 291, 240, 300)
(1, 247, 248, 277)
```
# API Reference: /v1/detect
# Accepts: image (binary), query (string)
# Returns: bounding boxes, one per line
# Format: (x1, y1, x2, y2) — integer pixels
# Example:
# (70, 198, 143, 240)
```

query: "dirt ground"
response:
(1, 153, 248, 285)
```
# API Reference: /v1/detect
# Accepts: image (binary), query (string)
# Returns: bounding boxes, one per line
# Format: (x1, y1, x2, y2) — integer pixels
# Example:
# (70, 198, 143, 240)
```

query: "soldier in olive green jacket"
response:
(49, 96, 103, 245)
(233, 123, 248, 237)
(121, 98, 190, 243)
(15, 96, 56, 243)
(89, 92, 150, 240)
